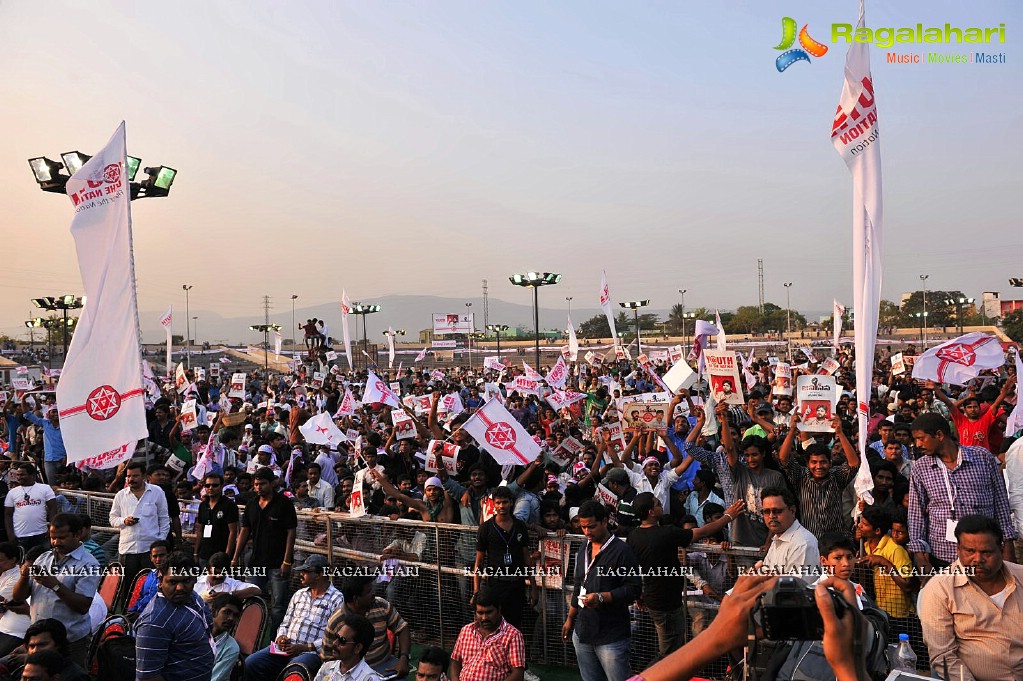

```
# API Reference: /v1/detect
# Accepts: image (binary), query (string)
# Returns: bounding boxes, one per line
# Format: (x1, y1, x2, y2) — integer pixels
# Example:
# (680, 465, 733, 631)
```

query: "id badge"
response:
(203, 524, 213, 538)
(945, 518, 959, 543)
(503, 550, 513, 566)
(578, 586, 587, 608)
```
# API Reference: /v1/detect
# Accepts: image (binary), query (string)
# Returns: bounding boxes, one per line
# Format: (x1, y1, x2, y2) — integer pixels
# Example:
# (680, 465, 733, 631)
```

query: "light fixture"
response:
(126, 156, 142, 181)
(28, 158, 68, 193)
(30, 150, 174, 200)
(60, 151, 91, 176)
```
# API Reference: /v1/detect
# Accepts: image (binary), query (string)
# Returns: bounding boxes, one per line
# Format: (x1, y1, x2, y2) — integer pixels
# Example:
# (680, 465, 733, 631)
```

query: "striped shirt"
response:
(323, 598, 408, 665)
(278, 584, 345, 651)
(908, 446, 1017, 562)
(136, 592, 214, 681)
(783, 459, 856, 540)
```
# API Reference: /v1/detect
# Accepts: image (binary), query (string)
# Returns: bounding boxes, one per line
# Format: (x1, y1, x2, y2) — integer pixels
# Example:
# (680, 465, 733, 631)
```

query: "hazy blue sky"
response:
(1, 1, 1020, 341)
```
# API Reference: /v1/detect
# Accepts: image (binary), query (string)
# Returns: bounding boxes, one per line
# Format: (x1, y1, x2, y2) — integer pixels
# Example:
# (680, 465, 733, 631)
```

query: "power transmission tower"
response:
(757, 259, 765, 313)
(482, 279, 489, 329)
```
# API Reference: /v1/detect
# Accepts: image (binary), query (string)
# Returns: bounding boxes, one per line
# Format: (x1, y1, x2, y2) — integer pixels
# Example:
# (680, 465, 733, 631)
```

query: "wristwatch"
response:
(596, 592, 605, 604)
(50, 583, 61, 593)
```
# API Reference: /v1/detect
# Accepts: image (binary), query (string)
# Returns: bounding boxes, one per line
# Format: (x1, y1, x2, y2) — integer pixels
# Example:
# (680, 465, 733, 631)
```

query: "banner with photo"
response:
(704, 350, 744, 405)
(432, 313, 474, 335)
(772, 362, 793, 396)
(796, 374, 839, 433)
(621, 400, 670, 433)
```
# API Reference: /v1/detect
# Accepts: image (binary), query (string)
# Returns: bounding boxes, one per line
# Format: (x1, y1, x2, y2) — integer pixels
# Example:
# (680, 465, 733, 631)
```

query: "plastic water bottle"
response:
(894, 633, 917, 672)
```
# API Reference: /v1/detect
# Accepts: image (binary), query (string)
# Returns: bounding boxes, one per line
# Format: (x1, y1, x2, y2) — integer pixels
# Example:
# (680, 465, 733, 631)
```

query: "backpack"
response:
(91, 615, 137, 679)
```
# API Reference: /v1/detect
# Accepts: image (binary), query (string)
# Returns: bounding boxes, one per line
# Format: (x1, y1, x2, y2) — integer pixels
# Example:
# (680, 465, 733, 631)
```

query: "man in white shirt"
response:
(759, 487, 822, 585)
(108, 461, 170, 603)
(3, 463, 57, 552)
(306, 463, 335, 509)
(314, 613, 383, 681)
(193, 552, 261, 603)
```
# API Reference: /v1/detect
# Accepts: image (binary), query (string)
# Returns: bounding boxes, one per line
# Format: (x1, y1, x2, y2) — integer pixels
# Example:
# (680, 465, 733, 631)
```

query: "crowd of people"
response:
(0, 337, 1020, 681)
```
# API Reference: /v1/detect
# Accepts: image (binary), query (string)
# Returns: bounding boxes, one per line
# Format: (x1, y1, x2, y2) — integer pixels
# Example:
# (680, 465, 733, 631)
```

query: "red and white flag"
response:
(461, 398, 539, 466)
(911, 333, 1004, 386)
(363, 370, 402, 408)
(299, 411, 349, 445)
(599, 271, 619, 343)
(414, 346, 428, 362)
(55, 123, 147, 465)
(340, 289, 354, 369)
(522, 362, 543, 381)
(159, 305, 173, 377)
(833, 300, 846, 349)
(545, 356, 569, 390)
(335, 388, 356, 417)
(1006, 350, 1023, 437)
(484, 356, 505, 372)
(545, 390, 587, 411)
(832, 0, 882, 509)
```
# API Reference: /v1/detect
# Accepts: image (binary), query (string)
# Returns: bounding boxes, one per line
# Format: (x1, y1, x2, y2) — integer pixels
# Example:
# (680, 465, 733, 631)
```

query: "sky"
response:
(1, 0, 1020, 343)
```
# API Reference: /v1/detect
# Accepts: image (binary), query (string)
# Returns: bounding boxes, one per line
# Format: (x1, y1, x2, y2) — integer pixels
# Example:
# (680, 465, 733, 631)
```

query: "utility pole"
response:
(482, 279, 489, 330)
(758, 259, 765, 314)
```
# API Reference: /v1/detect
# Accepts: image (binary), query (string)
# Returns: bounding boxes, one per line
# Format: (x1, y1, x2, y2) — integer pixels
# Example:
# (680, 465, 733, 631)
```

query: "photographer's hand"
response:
(816, 578, 870, 681)
(636, 574, 777, 681)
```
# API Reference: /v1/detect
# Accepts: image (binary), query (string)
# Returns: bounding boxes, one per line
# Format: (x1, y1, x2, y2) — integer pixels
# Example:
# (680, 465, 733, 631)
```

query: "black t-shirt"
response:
(626, 524, 694, 611)
(241, 492, 297, 567)
(196, 496, 240, 559)
(476, 517, 530, 582)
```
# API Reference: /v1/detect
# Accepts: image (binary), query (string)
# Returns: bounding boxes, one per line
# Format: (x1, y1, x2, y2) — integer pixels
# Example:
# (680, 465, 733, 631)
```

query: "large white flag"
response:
(715, 310, 727, 349)
(340, 289, 354, 369)
(461, 398, 539, 466)
(299, 411, 349, 446)
(832, 0, 882, 508)
(55, 123, 147, 464)
(911, 333, 1004, 386)
(545, 356, 569, 390)
(386, 326, 396, 368)
(334, 387, 356, 417)
(363, 370, 402, 408)
(599, 271, 619, 343)
(566, 315, 579, 362)
(159, 305, 173, 377)
(414, 346, 428, 363)
(688, 319, 720, 374)
(833, 300, 846, 349)
(273, 329, 283, 359)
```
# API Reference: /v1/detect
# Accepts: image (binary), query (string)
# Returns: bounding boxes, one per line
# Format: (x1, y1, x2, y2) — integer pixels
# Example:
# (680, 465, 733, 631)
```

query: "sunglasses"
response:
(204, 483, 221, 488)
(335, 636, 355, 646)
(761, 508, 789, 516)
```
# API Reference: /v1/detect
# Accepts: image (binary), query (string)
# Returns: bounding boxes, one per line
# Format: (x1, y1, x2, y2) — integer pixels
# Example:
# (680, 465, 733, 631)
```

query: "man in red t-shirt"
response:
(930, 377, 1016, 451)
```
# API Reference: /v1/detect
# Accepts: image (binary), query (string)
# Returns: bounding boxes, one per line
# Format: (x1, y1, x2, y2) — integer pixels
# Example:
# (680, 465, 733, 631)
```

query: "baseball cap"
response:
(295, 555, 329, 572)
(605, 468, 629, 485)
(425, 476, 443, 489)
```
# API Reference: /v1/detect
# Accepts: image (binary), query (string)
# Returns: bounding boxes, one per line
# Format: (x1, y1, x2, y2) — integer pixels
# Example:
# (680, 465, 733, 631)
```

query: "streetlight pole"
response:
(487, 325, 508, 359)
(920, 274, 929, 346)
(677, 289, 687, 337)
(620, 301, 650, 355)
(465, 302, 473, 370)
(351, 304, 381, 370)
(509, 273, 562, 369)
(291, 295, 298, 350)
(566, 297, 573, 317)
(182, 284, 193, 368)
(783, 283, 793, 361)
(914, 312, 928, 343)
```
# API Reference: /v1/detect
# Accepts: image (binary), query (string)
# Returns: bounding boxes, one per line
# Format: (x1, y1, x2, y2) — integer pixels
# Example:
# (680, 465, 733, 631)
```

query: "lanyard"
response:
(940, 448, 962, 517)
(583, 534, 616, 583)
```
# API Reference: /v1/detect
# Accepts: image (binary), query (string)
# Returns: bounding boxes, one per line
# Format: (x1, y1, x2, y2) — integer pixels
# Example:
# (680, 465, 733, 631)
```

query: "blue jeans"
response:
(242, 647, 320, 681)
(573, 632, 632, 681)
(249, 567, 291, 633)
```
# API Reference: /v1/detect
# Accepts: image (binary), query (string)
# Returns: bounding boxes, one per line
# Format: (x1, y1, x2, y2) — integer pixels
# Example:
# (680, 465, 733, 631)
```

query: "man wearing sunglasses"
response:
(193, 473, 239, 569)
(313, 614, 381, 681)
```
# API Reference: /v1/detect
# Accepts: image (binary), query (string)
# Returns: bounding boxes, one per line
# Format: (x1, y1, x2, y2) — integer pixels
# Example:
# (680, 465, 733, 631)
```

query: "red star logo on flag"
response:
(484, 422, 517, 450)
(935, 344, 977, 366)
(85, 385, 122, 421)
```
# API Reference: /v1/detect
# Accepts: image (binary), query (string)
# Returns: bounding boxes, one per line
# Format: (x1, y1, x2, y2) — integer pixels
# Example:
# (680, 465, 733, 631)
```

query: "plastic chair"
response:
(97, 562, 123, 612)
(277, 660, 317, 681)
(124, 568, 155, 615)
(233, 596, 270, 658)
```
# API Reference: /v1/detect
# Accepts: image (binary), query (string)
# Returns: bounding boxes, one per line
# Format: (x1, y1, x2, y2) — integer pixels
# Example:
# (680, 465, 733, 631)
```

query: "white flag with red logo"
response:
(414, 346, 428, 363)
(55, 123, 147, 465)
(335, 388, 356, 417)
(833, 0, 883, 510)
(567, 316, 579, 363)
(363, 370, 402, 408)
(386, 327, 396, 368)
(522, 362, 544, 381)
(545, 390, 587, 411)
(545, 356, 569, 390)
(1006, 350, 1023, 437)
(911, 333, 1004, 386)
(484, 356, 506, 372)
(299, 411, 349, 445)
(461, 398, 539, 466)
(599, 270, 619, 344)
(441, 391, 465, 417)
(159, 306, 173, 377)
(340, 289, 354, 369)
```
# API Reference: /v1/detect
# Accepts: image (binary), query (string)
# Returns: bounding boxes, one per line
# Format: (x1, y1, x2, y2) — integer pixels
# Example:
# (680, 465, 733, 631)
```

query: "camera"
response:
(756, 576, 848, 640)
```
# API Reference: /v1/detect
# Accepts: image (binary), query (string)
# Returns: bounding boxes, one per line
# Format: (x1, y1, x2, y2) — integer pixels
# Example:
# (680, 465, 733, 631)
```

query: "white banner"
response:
(1006, 349, 1023, 437)
(598, 270, 619, 343)
(160, 305, 173, 377)
(386, 327, 396, 368)
(833, 300, 846, 349)
(229, 373, 246, 399)
(340, 290, 354, 369)
(796, 375, 839, 433)
(363, 370, 402, 408)
(832, 0, 882, 509)
(567, 316, 579, 362)
(432, 313, 474, 335)
(55, 122, 148, 464)
(299, 411, 348, 445)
